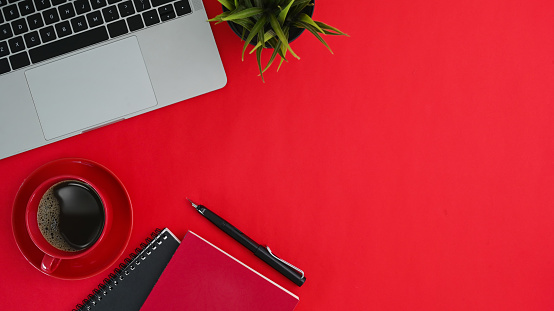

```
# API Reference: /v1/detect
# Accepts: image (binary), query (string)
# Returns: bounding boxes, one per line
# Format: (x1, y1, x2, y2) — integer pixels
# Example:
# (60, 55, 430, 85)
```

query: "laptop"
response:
(0, 0, 226, 160)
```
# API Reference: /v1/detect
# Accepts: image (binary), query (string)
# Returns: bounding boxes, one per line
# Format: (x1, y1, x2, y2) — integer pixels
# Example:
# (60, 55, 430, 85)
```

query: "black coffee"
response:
(37, 180, 104, 252)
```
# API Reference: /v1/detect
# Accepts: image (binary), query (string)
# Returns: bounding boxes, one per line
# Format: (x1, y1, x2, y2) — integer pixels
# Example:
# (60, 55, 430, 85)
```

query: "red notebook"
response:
(140, 231, 299, 311)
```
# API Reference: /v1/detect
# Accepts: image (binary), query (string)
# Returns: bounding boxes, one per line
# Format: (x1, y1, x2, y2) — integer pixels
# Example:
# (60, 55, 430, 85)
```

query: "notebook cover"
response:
(141, 231, 299, 311)
(75, 228, 180, 311)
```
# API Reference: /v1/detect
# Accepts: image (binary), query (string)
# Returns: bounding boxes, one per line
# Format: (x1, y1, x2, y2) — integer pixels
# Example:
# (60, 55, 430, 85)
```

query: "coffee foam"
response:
(37, 181, 80, 252)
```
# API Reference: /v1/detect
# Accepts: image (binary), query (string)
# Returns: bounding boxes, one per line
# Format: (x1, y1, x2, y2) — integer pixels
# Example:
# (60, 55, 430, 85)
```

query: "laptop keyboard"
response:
(0, 0, 192, 75)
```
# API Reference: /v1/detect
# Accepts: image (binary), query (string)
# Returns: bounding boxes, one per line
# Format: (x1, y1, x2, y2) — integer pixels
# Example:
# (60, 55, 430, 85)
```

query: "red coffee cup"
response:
(25, 175, 111, 274)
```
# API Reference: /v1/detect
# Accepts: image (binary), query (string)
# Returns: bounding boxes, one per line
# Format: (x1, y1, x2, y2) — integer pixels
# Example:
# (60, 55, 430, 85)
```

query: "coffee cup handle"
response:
(41, 254, 61, 273)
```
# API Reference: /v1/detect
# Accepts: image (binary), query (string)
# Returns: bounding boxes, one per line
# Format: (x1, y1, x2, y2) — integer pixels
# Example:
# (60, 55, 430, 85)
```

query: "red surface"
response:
(141, 231, 298, 311)
(1, 1, 554, 310)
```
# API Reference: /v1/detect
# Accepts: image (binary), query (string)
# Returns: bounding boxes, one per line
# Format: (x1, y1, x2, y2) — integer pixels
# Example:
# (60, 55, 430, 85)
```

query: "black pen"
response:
(187, 199, 306, 286)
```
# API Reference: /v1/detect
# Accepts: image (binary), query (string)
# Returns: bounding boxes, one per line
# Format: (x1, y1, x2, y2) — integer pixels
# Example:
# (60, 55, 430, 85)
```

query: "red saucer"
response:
(12, 158, 133, 280)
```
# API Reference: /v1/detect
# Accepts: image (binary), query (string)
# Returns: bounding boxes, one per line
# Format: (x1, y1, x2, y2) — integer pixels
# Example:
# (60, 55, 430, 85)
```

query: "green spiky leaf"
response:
(222, 7, 264, 21)
(290, 0, 311, 16)
(218, 0, 235, 11)
(268, 14, 299, 59)
(293, 21, 333, 54)
(249, 30, 277, 53)
(298, 13, 324, 33)
(242, 14, 267, 60)
(256, 44, 264, 82)
(278, 0, 294, 25)
(262, 40, 282, 73)
(315, 21, 349, 36)
(231, 18, 255, 32)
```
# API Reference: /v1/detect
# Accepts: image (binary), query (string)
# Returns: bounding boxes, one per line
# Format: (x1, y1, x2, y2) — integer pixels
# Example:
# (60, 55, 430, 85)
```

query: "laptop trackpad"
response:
(25, 36, 157, 140)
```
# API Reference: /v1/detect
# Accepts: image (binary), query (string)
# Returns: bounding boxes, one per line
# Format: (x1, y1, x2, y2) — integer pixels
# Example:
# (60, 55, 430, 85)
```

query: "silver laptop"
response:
(0, 0, 226, 160)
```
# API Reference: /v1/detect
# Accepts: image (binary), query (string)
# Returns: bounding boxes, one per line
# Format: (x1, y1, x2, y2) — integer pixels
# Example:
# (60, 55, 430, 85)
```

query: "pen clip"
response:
(266, 246, 305, 279)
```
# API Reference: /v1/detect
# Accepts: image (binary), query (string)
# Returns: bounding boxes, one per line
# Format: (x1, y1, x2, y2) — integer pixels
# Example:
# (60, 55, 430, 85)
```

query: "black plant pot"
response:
(224, 1, 315, 47)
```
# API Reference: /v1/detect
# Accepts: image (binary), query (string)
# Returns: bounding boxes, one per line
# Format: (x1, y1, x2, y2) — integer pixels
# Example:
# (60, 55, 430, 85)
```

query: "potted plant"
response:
(208, 0, 348, 81)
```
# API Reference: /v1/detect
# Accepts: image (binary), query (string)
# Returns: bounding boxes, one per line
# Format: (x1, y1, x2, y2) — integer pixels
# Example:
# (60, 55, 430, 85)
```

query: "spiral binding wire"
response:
(73, 228, 164, 311)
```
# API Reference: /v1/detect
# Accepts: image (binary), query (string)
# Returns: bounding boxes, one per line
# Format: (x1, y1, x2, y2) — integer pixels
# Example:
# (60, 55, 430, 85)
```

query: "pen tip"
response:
(186, 198, 198, 209)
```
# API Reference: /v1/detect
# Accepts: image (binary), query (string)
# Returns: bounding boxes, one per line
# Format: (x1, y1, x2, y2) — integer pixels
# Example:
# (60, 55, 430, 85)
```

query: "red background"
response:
(1, 1, 554, 310)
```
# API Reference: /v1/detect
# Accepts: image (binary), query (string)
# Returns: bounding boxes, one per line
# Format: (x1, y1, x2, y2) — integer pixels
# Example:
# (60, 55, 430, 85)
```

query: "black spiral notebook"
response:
(73, 228, 180, 311)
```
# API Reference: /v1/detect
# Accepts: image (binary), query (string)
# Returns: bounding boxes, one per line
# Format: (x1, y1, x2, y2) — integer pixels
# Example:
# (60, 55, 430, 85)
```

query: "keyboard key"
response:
(107, 19, 127, 37)
(27, 12, 44, 29)
(51, 0, 66, 5)
(0, 58, 10, 74)
(0, 41, 9, 57)
(18, 0, 35, 16)
(43, 7, 60, 25)
(142, 9, 158, 26)
(91, 0, 107, 10)
(0, 0, 7, 7)
(55, 20, 71, 37)
(8, 35, 24, 52)
(33, 0, 51, 11)
(58, 3, 75, 20)
(3, 4, 20, 21)
(86, 10, 103, 27)
(107, 0, 122, 3)
(9, 51, 30, 69)
(29, 26, 109, 63)
(158, 4, 174, 21)
(39, 25, 56, 42)
(23, 30, 40, 48)
(101, 5, 118, 22)
(74, 0, 91, 14)
(70, 15, 87, 32)
(11, 18, 28, 35)
(126, 14, 143, 31)
(117, 1, 134, 17)
(0, 11, 3, 24)
(174, 0, 191, 16)
(133, 0, 150, 12)
(0, 23, 12, 40)
(151, 0, 171, 7)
